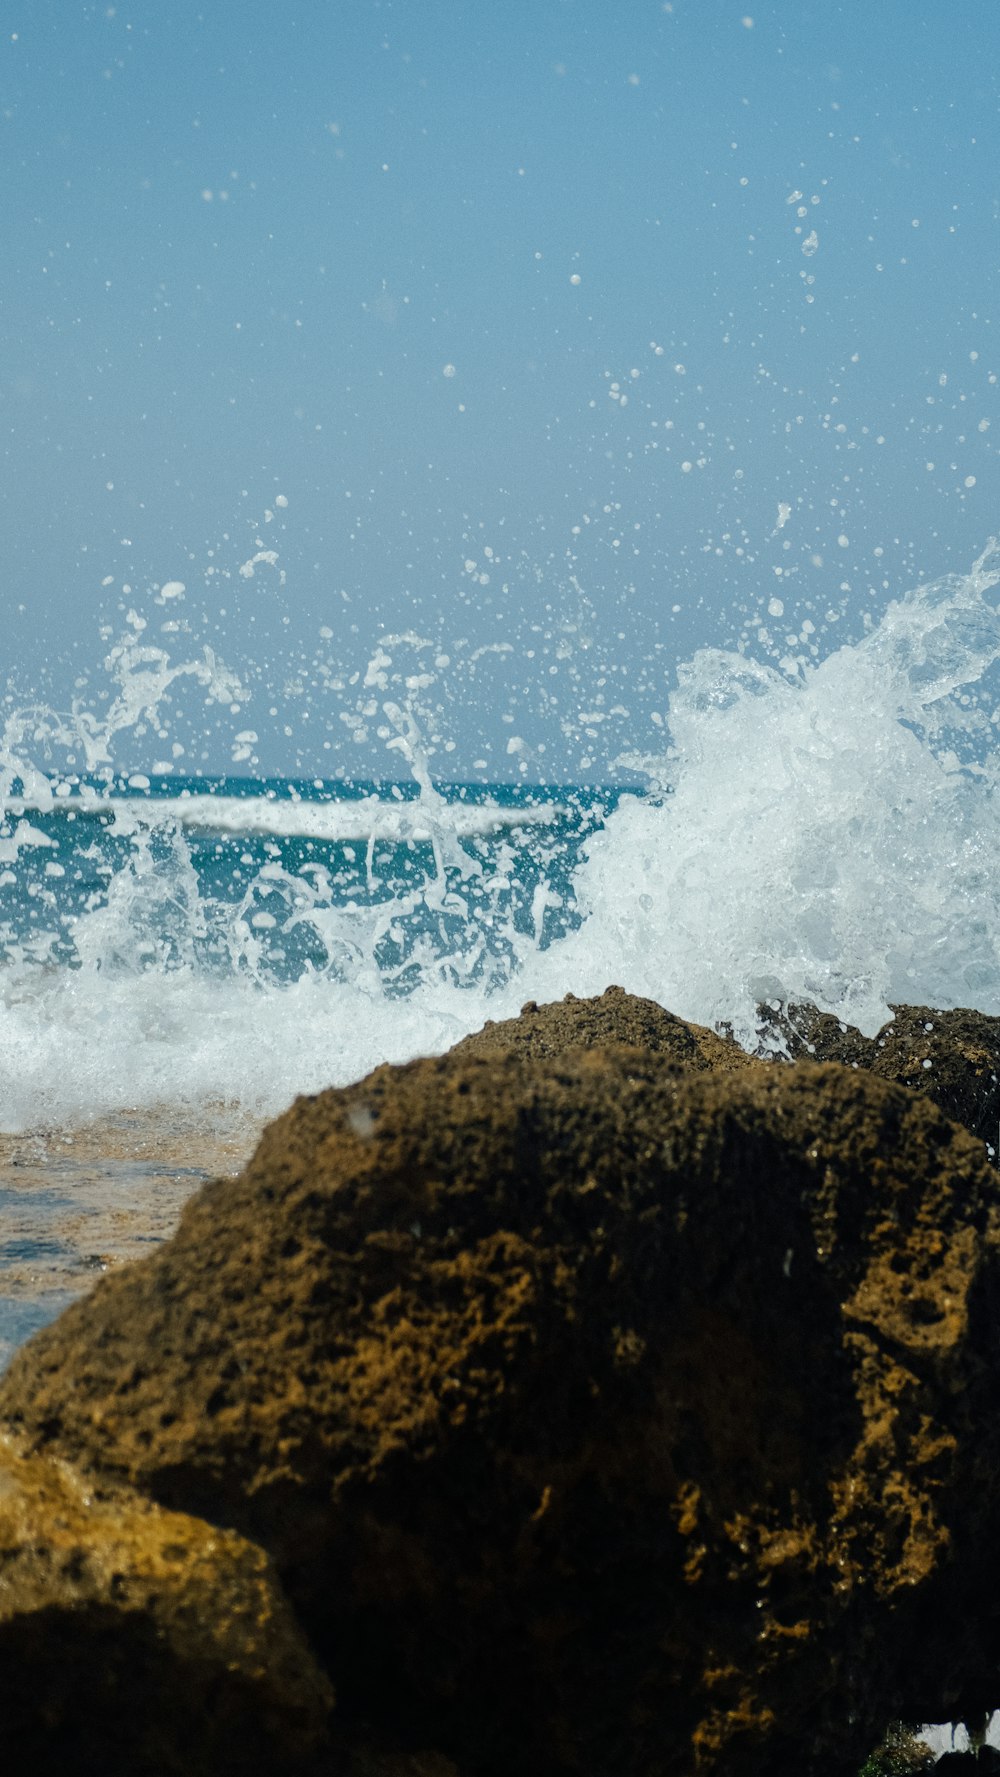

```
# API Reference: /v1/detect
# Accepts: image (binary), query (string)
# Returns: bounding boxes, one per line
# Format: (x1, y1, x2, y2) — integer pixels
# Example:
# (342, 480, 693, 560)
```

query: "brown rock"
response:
(760, 1001, 1000, 1155)
(0, 1429, 333, 1774)
(453, 982, 756, 1072)
(2, 1050, 999, 1776)
(464, 990, 1000, 1150)
(451, 982, 709, 1065)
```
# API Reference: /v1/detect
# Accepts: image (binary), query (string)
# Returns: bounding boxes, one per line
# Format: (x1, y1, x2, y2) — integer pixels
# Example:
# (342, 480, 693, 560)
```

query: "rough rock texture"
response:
(453, 983, 709, 1066)
(453, 982, 758, 1074)
(758, 1001, 1000, 1155)
(4, 1047, 1000, 1776)
(0, 1429, 333, 1774)
(458, 989, 1000, 1155)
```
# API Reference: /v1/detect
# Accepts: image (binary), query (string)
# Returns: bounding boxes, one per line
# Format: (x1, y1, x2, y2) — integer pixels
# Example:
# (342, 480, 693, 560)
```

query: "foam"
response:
(2, 549, 999, 1130)
(535, 545, 1000, 1041)
(5, 792, 558, 844)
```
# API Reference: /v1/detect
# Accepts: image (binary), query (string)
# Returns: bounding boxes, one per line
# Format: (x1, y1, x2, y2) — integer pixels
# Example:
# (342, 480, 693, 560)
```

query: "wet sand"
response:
(0, 1105, 262, 1368)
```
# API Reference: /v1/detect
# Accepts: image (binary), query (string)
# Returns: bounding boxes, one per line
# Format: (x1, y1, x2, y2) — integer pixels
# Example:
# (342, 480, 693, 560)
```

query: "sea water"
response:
(0, 772, 619, 1128)
(3, 544, 999, 1133)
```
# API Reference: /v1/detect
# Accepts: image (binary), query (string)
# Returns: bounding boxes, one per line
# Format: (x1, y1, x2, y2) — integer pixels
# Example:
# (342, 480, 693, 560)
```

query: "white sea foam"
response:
(530, 544, 1000, 1042)
(2, 549, 999, 1130)
(6, 792, 557, 844)
(0, 963, 517, 1134)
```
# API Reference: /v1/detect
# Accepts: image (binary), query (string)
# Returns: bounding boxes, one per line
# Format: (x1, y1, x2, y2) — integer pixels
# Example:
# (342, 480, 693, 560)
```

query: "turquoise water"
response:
(0, 773, 630, 1359)
(2, 548, 1000, 1133)
(1, 775, 627, 989)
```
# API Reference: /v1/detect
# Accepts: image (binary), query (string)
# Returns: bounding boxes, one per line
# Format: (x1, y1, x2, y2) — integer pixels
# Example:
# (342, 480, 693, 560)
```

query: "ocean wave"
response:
(5, 791, 560, 843)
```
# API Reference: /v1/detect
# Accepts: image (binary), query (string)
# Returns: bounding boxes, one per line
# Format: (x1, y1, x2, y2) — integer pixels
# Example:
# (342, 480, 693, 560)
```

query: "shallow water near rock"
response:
(0, 1105, 258, 1368)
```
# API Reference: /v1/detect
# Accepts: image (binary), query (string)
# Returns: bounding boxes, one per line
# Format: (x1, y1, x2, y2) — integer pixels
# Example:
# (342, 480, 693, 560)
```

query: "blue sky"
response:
(3, 1, 999, 779)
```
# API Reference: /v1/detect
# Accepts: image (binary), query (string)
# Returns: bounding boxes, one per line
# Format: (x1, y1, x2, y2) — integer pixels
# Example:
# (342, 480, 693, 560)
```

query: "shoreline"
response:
(0, 1105, 260, 1369)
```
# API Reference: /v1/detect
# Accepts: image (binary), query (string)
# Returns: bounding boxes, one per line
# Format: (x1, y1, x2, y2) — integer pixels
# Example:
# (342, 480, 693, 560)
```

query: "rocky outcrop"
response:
(452, 982, 758, 1073)
(757, 1001, 1000, 1156)
(0, 1429, 333, 1774)
(3, 1043, 999, 1776)
(465, 986, 1000, 1155)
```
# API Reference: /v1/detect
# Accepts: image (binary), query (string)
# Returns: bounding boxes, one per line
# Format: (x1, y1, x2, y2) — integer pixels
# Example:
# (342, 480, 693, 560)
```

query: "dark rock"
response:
(758, 1001, 1000, 1157)
(0, 1429, 333, 1774)
(3, 1050, 1000, 1776)
(343, 1736, 461, 1777)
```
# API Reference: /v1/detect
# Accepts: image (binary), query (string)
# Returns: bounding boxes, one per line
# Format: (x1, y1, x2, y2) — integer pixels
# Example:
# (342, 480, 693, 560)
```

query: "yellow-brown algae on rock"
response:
(2, 1049, 1000, 1776)
(0, 1428, 333, 1774)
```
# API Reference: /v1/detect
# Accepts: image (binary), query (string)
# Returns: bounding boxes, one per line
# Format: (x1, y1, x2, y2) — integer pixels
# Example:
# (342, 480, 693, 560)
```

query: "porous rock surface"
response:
(0, 1428, 333, 1774)
(758, 1000, 1000, 1155)
(4, 1041, 1000, 1776)
(452, 981, 758, 1074)
(459, 988, 1000, 1156)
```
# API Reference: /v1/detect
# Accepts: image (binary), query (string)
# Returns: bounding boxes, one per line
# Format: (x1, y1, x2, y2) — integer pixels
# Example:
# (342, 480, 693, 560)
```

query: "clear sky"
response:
(3, 1, 999, 780)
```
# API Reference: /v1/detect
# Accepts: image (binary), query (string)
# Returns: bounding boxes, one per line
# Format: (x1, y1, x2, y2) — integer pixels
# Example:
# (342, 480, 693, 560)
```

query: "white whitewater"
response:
(535, 544, 1000, 1044)
(4, 791, 557, 843)
(1, 549, 999, 1131)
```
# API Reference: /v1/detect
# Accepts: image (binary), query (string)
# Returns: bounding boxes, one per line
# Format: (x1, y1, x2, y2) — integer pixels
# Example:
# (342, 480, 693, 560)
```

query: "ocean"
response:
(2, 547, 1000, 1368)
(0, 773, 619, 1361)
